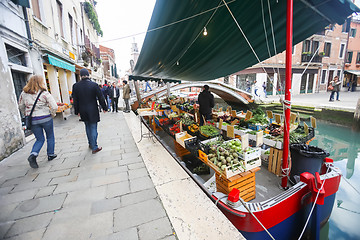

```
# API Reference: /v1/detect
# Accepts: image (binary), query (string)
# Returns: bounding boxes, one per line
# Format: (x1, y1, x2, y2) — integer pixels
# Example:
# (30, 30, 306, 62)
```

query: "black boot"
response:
(48, 154, 57, 161)
(28, 154, 38, 168)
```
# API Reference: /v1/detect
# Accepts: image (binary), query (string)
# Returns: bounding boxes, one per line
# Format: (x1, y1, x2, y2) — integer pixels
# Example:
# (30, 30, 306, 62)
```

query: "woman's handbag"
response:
(25, 91, 43, 130)
(327, 85, 334, 91)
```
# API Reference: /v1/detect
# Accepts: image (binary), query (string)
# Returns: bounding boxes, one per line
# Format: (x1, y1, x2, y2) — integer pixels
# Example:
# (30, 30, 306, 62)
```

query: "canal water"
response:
(310, 120, 360, 240)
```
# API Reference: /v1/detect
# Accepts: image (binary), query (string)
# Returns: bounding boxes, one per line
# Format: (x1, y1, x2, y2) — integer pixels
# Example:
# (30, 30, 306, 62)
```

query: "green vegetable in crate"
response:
(200, 125, 220, 137)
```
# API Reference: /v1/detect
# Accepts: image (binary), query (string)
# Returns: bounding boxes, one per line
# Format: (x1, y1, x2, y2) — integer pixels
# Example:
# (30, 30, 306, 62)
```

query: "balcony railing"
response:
(301, 53, 322, 63)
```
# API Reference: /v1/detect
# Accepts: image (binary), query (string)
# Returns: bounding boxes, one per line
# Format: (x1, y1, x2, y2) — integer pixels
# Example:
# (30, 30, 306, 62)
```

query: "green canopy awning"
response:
(10, 0, 30, 8)
(133, 0, 359, 82)
(47, 54, 75, 72)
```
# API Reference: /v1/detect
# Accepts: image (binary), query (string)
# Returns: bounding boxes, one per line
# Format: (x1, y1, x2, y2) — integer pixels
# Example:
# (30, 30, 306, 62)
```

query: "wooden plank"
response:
(268, 147, 274, 172)
(276, 150, 283, 176)
(271, 148, 279, 174)
(216, 173, 255, 188)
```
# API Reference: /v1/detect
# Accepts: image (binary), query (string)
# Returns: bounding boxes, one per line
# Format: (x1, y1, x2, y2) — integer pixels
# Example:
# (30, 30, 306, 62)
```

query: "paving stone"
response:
(10, 193, 66, 220)
(121, 188, 158, 207)
(128, 162, 146, 170)
(5, 212, 53, 238)
(129, 168, 149, 180)
(76, 169, 106, 180)
(105, 165, 128, 175)
(35, 185, 56, 198)
(49, 158, 81, 172)
(53, 179, 91, 194)
(5, 228, 46, 240)
(111, 149, 125, 155)
(11, 179, 51, 193)
(91, 197, 121, 215)
(0, 188, 37, 207)
(162, 235, 177, 240)
(0, 168, 29, 182)
(130, 176, 154, 193)
(50, 203, 91, 225)
(96, 227, 138, 240)
(114, 199, 167, 231)
(0, 203, 17, 222)
(49, 174, 78, 185)
(35, 169, 70, 182)
(122, 152, 141, 159)
(92, 172, 128, 187)
(1, 173, 38, 188)
(138, 217, 174, 240)
(0, 220, 14, 239)
(0, 186, 12, 195)
(119, 157, 143, 166)
(43, 211, 113, 240)
(90, 161, 118, 170)
(106, 181, 130, 199)
(63, 186, 106, 207)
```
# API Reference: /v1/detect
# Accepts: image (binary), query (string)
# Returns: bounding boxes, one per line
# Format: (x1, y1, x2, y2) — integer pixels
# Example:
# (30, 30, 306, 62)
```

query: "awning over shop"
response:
(133, 0, 359, 82)
(10, 0, 30, 8)
(47, 54, 75, 72)
(129, 75, 180, 84)
(345, 70, 360, 76)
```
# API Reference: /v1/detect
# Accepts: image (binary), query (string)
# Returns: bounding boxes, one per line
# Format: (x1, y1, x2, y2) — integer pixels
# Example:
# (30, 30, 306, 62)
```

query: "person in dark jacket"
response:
(198, 85, 214, 126)
(101, 80, 111, 111)
(109, 82, 120, 112)
(72, 69, 107, 154)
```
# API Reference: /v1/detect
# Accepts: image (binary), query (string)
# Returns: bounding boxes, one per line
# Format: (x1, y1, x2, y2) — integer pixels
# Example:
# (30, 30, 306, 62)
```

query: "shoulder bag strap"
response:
(28, 91, 44, 117)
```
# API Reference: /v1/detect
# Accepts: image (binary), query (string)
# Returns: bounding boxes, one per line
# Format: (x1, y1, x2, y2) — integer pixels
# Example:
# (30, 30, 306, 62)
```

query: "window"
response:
(57, 1, 64, 38)
(346, 51, 353, 64)
(321, 70, 327, 84)
(342, 23, 347, 33)
(31, 0, 41, 20)
(324, 42, 331, 57)
(68, 14, 74, 45)
(6, 44, 27, 66)
(11, 71, 28, 102)
(339, 43, 345, 58)
(350, 28, 356, 38)
(302, 40, 311, 53)
(356, 52, 360, 64)
(312, 41, 319, 53)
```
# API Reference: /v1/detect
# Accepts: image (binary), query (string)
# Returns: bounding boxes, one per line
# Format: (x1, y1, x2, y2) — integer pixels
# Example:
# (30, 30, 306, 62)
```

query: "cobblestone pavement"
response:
(0, 112, 176, 240)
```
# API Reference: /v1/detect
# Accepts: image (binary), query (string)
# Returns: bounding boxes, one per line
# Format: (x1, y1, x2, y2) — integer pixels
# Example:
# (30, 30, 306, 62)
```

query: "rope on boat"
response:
(331, 166, 360, 196)
(297, 166, 330, 240)
(238, 198, 276, 240)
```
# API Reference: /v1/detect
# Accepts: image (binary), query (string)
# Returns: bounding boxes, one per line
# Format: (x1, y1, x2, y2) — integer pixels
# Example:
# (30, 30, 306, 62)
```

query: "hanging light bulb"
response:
(203, 27, 208, 36)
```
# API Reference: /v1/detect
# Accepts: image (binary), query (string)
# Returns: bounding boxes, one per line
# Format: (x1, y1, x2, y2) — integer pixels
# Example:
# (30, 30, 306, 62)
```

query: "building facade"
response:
(344, 15, 360, 91)
(0, 0, 32, 160)
(221, 23, 350, 98)
(0, 0, 105, 160)
(100, 45, 118, 84)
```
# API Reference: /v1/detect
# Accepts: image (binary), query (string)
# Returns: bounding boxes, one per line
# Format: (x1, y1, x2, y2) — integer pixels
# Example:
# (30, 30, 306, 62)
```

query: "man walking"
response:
(198, 85, 214, 126)
(101, 80, 111, 111)
(123, 80, 131, 113)
(110, 82, 120, 112)
(72, 69, 107, 154)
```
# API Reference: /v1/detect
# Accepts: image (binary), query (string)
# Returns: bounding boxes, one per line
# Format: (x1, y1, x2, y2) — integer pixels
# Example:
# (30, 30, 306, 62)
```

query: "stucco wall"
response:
(0, 39, 25, 161)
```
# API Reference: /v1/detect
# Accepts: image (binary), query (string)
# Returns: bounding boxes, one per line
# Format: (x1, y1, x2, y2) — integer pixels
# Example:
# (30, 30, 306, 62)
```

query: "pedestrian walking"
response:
(123, 80, 131, 113)
(110, 82, 120, 112)
(101, 80, 111, 111)
(18, 75, 58, 168)
(145, 81, 152, 92)
(329, 76, 341, 101)
(246, 79, 251, 92)
(262, 81, 267, 98)
(198, 85, 214, 126)
(72, 69, 107, 154)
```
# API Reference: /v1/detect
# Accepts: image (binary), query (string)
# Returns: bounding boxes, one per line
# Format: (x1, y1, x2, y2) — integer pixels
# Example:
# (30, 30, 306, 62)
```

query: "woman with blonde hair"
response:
(19, 75, 58, 168)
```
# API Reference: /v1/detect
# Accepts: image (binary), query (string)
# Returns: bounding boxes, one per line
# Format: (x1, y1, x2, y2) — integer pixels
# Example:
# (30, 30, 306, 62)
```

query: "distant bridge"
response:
(136, 82, 253, 105)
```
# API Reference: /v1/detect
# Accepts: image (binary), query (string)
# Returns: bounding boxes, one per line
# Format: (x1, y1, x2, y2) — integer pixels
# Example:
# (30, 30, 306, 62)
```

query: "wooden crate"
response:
(268, 147, 283, 176)
(174, 139, 190, 158)
(215, 167, 260, 202)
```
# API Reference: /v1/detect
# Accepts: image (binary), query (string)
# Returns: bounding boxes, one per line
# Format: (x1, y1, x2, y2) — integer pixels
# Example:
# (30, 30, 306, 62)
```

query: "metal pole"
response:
(282, 0, 293, 188)
(166, 82, 170, 97)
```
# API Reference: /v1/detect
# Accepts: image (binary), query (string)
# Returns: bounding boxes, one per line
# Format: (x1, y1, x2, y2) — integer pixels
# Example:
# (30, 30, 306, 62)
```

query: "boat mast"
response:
(282, 0, 293, 188)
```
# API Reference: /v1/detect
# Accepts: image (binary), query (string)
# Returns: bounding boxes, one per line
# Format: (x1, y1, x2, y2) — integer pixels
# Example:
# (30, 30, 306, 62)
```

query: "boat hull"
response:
(213, 168, 340, 240)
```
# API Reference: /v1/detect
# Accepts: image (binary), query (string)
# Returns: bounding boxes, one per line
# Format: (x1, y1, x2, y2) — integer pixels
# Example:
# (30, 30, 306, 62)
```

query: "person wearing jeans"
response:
(18, 75, 58, 168)
(329, 76, 341, 101)
(72, 69, 107, 153)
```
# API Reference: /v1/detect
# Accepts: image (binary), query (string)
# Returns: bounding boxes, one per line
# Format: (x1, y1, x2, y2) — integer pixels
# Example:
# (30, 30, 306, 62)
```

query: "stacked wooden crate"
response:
(215, 167, 260, 202)
(268, 147, 283, 176)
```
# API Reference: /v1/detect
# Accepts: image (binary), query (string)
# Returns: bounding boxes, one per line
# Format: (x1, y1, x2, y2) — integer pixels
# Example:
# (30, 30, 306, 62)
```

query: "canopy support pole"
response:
(282, 0, 293, 189)
(166, 82, 170, 97)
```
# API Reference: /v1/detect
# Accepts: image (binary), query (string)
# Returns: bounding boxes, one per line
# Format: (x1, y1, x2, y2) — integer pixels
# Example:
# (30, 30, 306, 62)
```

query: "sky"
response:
(96, 0, 156, 77)
(95, 0, 360, 78)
